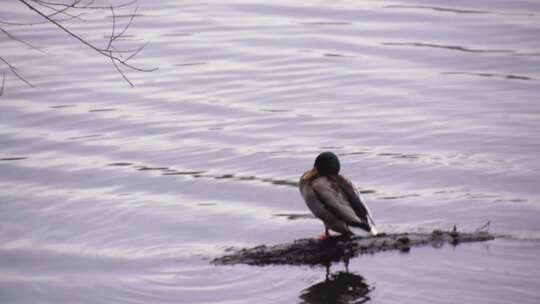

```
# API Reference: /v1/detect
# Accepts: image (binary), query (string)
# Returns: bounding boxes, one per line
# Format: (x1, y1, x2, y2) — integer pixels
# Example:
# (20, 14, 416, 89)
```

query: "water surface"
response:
(1, 0, 540, 303)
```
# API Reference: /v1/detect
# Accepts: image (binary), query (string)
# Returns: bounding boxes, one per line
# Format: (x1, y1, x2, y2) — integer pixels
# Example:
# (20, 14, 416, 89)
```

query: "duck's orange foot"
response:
(314, 227, 331, 240)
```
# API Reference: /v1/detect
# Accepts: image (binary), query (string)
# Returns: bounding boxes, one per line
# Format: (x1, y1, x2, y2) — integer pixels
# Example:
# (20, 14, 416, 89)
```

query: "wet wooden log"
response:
(212, 227, 495, 266)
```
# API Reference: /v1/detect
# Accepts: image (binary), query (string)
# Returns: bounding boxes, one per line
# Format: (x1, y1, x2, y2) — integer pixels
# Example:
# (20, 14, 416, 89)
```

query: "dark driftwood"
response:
(212, 228, 495, 266)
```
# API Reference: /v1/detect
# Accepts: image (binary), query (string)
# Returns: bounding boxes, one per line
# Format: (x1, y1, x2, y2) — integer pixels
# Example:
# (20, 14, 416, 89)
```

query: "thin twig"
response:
(0, 72, 6, 96)
(106, 6, 116, 50)
(33, 0, 138, 10)
(0, 14, 81, 26)
(1, 28, 47, 54)
(106, 43, 151, 54)
(82, 0, 96, 9)
(110, 52, 133, 86)
(111, 6, 137, 43)
(124, 41, 149, 62)
(34, 0, 86, 20)
(117, 58, 156, 72)
(0, 56, 34, 87)
(19, 0, 111, 58)
(31, 0, 69, 16)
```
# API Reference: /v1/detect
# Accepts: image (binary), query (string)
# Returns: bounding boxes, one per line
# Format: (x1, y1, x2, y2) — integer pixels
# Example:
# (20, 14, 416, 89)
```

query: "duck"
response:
(299, 152, 377, 239)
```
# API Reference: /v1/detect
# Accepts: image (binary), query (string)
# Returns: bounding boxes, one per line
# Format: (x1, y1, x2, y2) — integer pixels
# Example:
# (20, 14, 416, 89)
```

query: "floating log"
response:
(212, 227, 495, 266)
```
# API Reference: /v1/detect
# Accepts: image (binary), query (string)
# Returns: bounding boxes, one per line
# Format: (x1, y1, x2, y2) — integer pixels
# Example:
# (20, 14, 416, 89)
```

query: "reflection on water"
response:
(384, 4, 535, 16)
(442, 71, 534, 81)
(284, 242, 369, 304)
(381, 42, 515, 54)
(300, 271, 371, 304)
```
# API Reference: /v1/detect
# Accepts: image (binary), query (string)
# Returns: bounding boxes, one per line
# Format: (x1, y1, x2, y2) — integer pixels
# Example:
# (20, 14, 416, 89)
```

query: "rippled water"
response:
(2, 0, 540, 303)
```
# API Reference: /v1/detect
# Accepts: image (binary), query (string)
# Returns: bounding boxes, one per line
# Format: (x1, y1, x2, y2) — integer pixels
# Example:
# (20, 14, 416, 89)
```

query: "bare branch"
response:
(124, 40, 149, 62)
(106, 42, 151, 55)
(19, 0, 109, 57)
(0, 72, 5, 96)
(0, 14, 83, 26)
(117, 57, 157, 72)
(16, 0, 157, 86)
(1, 28, 47, 54)
(47, 5, 88, 21)
(0, 0, 156, 93)
(82, 0, 97, 9)
(110, 54, 133, 87)
(106, 6, 116, 51)
(111, 6, 137, 43)
(33, 0, 138, 10)
(0, 56, 34, 88)
(33, 0, 86, 20)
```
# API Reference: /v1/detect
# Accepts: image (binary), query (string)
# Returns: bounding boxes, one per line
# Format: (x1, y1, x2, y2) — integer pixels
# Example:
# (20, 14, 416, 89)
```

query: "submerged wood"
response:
(212, 228, 495, 266)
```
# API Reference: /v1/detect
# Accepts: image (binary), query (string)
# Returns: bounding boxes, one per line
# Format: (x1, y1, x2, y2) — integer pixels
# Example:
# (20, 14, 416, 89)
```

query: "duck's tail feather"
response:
(349, 222, 377, 236)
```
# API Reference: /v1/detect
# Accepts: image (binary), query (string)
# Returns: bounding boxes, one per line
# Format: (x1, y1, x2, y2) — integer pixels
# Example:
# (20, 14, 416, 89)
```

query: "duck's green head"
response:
(315, 151, 341, 175)
(302, 152, 341, 180)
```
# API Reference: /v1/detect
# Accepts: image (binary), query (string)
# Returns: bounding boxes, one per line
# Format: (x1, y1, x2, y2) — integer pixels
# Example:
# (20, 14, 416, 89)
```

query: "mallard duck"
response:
(299, 152, 377, 239)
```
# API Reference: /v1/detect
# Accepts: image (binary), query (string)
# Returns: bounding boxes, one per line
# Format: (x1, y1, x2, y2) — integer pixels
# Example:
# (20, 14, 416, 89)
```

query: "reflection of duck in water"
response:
(299, 271, 371, 304)
(300, 152, 377, 239)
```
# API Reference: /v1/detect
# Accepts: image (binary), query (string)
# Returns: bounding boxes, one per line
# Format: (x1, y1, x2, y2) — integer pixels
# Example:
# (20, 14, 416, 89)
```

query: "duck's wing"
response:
(300, 179, 350, 234)
(310, 176, 374, 233)
(334, 175, 376, 232)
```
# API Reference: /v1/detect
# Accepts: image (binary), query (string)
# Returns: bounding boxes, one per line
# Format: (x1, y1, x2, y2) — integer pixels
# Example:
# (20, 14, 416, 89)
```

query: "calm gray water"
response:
(1, 0, 540, 303)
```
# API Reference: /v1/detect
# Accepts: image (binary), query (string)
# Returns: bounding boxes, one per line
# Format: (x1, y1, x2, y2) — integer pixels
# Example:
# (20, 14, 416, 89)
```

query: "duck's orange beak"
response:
(302, 167, 318, 180)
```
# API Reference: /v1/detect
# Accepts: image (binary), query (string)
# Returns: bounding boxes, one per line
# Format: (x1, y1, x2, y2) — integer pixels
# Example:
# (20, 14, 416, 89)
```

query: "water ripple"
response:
(2, 0, 540, 303)
(381, 42, 516, 54)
